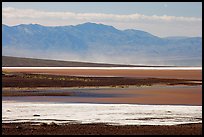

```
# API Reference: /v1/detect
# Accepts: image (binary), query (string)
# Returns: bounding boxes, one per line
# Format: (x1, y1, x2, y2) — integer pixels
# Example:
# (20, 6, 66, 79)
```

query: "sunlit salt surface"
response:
(2, 67, 202, 70)
(2, 101, 202, 125)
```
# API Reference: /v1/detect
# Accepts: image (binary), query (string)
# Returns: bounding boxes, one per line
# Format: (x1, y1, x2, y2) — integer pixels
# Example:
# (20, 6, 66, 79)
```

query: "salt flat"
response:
(2, 101, 202, 126)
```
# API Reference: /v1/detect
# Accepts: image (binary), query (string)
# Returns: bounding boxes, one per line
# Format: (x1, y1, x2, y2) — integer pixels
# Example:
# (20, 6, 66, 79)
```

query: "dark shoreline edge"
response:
(2, 122, 202, 135)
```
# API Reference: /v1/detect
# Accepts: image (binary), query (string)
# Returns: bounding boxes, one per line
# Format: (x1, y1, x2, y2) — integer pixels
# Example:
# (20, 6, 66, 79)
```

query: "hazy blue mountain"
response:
(2, 23, 202, 66)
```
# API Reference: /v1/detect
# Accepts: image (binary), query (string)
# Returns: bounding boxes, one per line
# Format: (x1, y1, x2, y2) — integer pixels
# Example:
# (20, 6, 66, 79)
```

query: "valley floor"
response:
(2, 68, 202, 135)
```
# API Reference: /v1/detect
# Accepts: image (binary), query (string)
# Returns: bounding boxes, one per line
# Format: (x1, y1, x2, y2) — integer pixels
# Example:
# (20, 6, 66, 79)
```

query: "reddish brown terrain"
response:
(2, 69, 202, 105)
(3, 68, 202, 80)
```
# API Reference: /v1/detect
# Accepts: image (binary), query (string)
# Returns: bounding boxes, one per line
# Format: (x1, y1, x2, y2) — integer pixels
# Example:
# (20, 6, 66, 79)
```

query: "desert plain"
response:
(2, 67, 202, 135)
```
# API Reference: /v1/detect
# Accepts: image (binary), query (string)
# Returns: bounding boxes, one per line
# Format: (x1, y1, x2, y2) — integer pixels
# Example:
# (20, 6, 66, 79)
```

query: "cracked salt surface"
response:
(2, 101, 202, 125)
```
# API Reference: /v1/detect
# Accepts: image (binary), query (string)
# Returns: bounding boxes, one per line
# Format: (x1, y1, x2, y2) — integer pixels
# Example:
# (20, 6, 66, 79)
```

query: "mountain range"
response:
(2, 22, 202, 66)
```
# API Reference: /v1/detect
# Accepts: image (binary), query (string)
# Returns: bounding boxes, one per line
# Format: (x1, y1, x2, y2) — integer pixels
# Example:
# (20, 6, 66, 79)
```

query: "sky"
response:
(2, 2, 202, 37)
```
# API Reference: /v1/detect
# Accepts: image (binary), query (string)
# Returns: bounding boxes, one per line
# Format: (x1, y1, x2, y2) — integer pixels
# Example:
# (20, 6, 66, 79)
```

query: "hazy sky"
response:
(2, 2, 202, 37)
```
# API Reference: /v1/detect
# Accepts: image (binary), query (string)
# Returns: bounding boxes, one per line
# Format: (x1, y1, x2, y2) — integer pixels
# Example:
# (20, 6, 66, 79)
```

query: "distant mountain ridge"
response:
(2, 23, 202, 66)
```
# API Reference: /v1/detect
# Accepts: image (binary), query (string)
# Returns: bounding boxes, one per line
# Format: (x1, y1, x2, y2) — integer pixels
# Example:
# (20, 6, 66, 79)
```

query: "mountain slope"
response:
(2, 23, 202, 66)
(2, 56, 143, 67)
